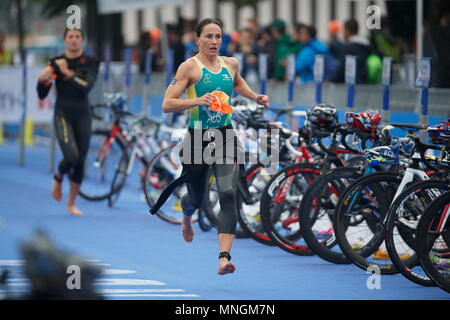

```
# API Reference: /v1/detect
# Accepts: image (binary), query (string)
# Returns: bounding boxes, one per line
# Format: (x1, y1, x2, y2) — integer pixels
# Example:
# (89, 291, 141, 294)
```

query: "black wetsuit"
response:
(37, 53, 99, 184)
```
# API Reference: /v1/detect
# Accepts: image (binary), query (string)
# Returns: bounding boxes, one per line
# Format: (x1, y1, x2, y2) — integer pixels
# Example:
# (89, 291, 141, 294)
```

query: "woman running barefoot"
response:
(37, 28, 99, 216)
(150, 18, 269, 275)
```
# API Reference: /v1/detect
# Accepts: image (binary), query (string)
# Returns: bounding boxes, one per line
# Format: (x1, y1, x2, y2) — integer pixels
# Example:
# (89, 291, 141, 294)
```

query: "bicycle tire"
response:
(416, 191, 450, 293)
(143, 143, 195, 225)
(299, 167, 363, 264)
(79, 129, 128, 201)
(107, 153, 129, 208)
(236, 164, 276, 246)
(260, 163, 321, 256)
(385, 180, 450, 286)
(334, 172, 401, 274)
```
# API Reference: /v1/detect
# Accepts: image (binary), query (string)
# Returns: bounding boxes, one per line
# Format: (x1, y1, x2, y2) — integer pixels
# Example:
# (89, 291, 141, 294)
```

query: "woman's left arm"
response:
(226, 57, 270, 108)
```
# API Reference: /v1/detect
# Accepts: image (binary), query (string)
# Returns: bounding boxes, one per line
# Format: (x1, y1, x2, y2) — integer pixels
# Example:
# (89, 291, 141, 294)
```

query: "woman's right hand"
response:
(196, 92, 216, 107)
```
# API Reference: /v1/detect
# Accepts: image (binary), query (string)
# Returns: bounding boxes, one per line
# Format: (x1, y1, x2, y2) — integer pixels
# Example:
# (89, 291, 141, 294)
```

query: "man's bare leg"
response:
(51, 172, 63, 201)
(67, 181, 83, 216)
(217, 233, 236, 275)
(182, 214, 194, 242)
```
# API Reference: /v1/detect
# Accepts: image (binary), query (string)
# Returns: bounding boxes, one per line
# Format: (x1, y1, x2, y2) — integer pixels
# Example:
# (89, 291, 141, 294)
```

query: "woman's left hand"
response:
(255, 94, 270, 108)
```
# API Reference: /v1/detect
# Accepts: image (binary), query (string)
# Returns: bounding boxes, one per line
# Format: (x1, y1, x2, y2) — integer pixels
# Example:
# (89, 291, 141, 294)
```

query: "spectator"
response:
(370, 16, 403, 62)
(167, 24, 186, 71)
(328, 20, 344, 60)
(150, 28, 164, 72)
(429, 13, 450, 88)
(244, 18, 260, 41)
(329, 19, 374, 84)
(294, 24, 328, 83)
(255, 26, 276, 80)
(138, 31, 152, 73)
(0, 31, 13, 65)
(270, 19, 293, 81)
(233, 28, 258, 81)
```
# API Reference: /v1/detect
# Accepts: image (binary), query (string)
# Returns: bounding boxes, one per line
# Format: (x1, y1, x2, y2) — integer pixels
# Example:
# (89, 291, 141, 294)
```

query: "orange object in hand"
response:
(208, 91, 233, 114)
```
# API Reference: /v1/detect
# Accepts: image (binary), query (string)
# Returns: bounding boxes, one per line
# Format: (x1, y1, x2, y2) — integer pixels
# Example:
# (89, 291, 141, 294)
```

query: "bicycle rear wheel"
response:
(107, 154, 129, 208)
(260, 163, 321, 256)
(236, 164, 276, 246)
(334, 172, 401, 274)
(416, 191, 450, 293)
(79, 129, 128, 201)
(143, 144, 198, 225)
(299, 167, 363, 264)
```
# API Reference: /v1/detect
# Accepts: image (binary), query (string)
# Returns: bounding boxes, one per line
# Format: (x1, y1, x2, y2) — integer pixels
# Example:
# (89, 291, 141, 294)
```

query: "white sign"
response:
(314, 54, 325, 83)
(287, 54, 296, 82)
(0, 66, 54, 124)
(345, 55, 357, 85)
(382, 57, 393, 86)
(259, 53, 268, 81)
(415, 58, 432, 88)
(97, 0, 183, 14)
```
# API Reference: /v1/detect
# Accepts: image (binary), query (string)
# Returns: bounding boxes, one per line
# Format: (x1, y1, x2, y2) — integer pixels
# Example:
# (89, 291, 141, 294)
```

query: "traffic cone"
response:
(0, 119, 4, 145)
(24, 116, 34, 146)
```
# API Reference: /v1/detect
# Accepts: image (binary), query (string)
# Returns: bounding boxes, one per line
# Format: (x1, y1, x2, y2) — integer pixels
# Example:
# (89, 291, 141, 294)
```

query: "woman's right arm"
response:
(162, 61, 215, 113)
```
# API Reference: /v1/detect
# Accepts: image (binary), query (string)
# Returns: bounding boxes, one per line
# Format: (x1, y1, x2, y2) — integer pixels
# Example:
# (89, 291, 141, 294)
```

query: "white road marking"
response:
(103, 294, 200, 298)
(101, 269, 136, 275)
(94, 278, 167, 286)
(97, 289, 185, 294)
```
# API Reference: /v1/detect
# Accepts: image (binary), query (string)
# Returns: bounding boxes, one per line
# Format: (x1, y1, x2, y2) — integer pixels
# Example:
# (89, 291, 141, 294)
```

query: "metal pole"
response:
(416, 0, 423, 66)
(17, 0, 26, 166)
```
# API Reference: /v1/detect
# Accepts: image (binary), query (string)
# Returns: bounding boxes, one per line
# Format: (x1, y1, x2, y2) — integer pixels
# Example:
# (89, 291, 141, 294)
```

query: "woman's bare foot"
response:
(67, 205, 83, 216)
(182, 215, 194, 242)
(51, 177, 62, 201)
(217, 258, 236, 275)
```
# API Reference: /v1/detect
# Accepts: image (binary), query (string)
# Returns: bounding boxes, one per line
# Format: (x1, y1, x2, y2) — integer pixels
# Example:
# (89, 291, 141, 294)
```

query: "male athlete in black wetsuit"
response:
(37, 28, 99, 216)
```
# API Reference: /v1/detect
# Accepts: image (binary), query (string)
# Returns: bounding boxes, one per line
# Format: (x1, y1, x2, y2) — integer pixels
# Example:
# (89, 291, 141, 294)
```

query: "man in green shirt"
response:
(270, 20, 294, 81)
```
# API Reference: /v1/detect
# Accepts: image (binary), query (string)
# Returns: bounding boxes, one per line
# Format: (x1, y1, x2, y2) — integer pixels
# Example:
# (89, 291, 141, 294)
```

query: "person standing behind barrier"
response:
(294, 24, 329, 83)
(36, 28, 99, 216)
(328, 20, 344, 61)
(329, 19, 373, 84)
(270, 19, 293, 81)
(150, 18, 269, 275)
(0, 31, 13, 65)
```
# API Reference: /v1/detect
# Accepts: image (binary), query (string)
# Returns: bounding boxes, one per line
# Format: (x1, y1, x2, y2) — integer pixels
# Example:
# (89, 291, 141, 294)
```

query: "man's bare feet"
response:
(182, 215, 194, 242)
(217, 258, 236, 275)
(67, 205, 83, 216)
(51, 177, 62, 201)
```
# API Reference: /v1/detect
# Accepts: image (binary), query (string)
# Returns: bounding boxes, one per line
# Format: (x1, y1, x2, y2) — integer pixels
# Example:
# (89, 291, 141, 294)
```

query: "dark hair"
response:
(63, 28, 84, 39)
(294, 23, 316, 38)
(195, 18, 223, 37)
(344, 19, 359, 35)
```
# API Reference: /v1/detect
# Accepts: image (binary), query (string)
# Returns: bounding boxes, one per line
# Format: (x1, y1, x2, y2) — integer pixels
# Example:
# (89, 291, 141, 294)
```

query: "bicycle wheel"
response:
(416, 191, 450, 293)
(385, 180, 450, 286)
(79, 129, 128, 201)
(334, 172, 401, 274)
(143, 144, 198, 225)
(260, 163, 321, 256)
(236, 164, 276, 246)
(107, 153, 129, 208)
(299, 167, 363, 264)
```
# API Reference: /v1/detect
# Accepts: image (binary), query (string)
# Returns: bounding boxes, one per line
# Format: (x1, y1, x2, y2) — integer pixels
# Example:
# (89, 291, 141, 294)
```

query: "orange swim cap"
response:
(208, 91, 233, 114)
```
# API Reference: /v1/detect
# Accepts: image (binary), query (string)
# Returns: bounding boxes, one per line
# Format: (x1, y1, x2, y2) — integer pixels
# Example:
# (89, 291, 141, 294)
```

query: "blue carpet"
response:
(0, 142, 448, 300)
